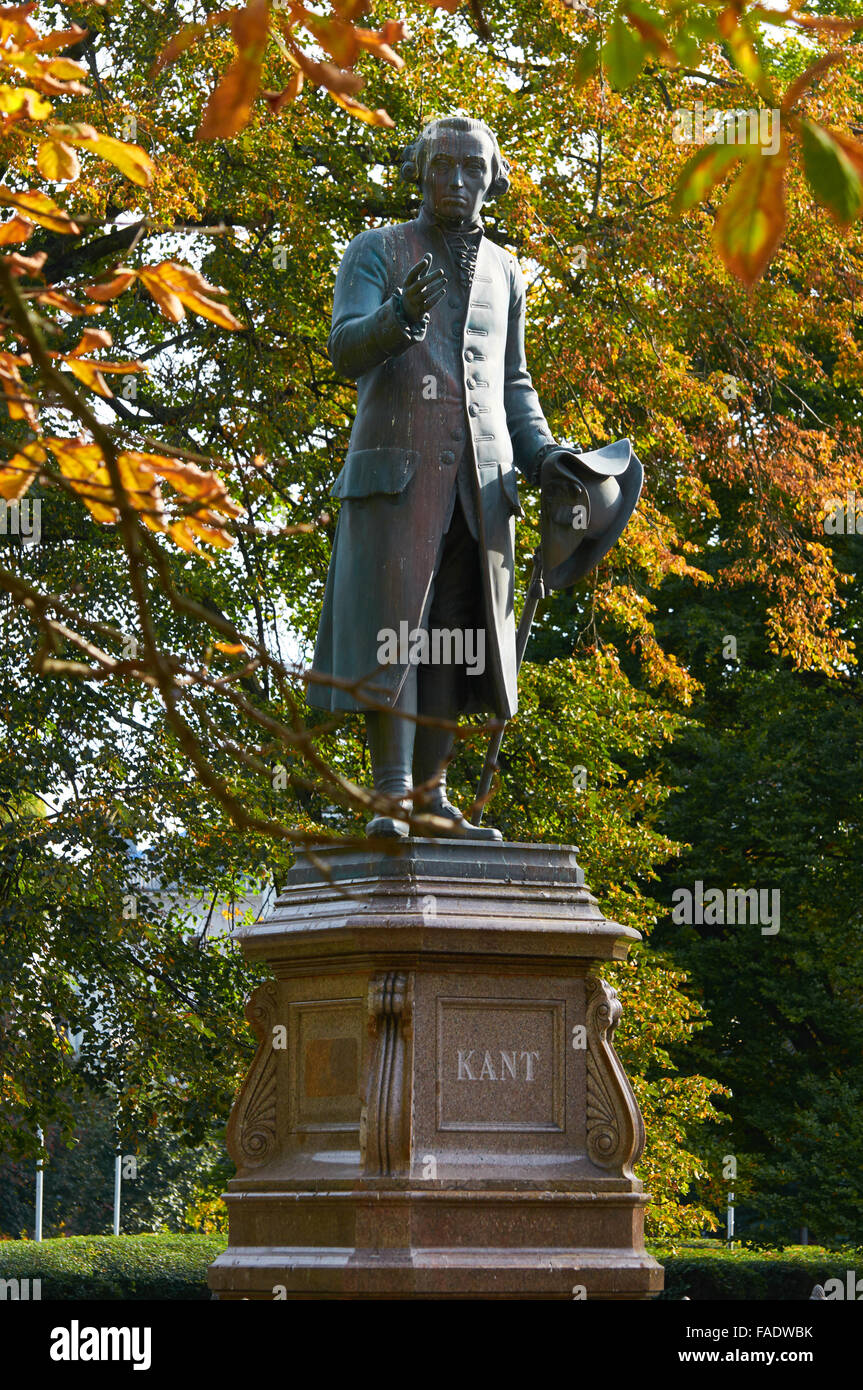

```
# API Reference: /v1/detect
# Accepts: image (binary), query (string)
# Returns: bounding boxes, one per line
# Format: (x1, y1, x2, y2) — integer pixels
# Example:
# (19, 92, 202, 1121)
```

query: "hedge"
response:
(654, 1241, 859, 1301)
(0, 1233, 224, 1300)
(0, 1234, 857, 1300)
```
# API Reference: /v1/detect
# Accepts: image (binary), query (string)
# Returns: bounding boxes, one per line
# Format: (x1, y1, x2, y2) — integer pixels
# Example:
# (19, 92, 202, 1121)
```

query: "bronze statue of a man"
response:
(309, 115, 564, 839)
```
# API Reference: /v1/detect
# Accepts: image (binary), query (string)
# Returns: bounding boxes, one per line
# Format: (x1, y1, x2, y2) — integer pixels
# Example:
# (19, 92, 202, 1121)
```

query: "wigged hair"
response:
(400, 115, 510, 200)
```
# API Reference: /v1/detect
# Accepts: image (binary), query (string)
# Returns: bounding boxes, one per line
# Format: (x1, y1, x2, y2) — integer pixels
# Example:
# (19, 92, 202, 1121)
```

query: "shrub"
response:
(0, 1233, 225, 1300)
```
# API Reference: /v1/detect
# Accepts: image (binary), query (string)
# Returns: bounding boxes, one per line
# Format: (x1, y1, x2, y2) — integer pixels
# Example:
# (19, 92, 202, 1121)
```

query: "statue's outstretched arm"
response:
(327, 231, 426, 380)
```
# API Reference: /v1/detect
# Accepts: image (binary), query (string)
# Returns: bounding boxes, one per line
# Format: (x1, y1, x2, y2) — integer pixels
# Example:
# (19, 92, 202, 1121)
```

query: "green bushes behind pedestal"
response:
(0, 1235, 858, 1301)
(0, 1233, 224, 1301)
(654, 1242, 859, 1301)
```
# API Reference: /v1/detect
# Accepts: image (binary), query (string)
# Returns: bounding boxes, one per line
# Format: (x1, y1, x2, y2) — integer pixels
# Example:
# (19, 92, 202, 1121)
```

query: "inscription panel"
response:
(436, 998, 565, 1132)
(289, 999, 363, 1133)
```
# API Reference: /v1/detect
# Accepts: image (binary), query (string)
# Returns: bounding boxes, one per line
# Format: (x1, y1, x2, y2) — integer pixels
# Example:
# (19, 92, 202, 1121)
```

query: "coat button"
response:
(440, 450, 456, 466)
(468, 403, 479, 416)
(467, 379, 476, 390)
(464, 348, 475, 361)
(451, 322, 462, 337)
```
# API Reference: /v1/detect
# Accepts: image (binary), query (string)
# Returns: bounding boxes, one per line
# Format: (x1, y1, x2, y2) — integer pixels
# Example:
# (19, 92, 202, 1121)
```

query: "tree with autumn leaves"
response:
(2, 0, 863, 1244)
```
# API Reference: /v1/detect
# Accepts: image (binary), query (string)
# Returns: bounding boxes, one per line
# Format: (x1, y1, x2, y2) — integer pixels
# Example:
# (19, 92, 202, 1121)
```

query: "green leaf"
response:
(602, 15, 645, 90)
(800, 119, 863, 227)
(627, 0, 664, 26)
(672, 141, 749, 215)
(573, 36, 599, 88)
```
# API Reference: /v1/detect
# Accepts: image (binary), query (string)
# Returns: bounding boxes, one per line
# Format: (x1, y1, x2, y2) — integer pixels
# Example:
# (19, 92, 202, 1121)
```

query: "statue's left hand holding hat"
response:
(539, 438, 644, 590)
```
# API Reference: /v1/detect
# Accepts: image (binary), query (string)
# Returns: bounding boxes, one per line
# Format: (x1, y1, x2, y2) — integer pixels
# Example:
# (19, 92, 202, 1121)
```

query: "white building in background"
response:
(124, 841, 276, 941)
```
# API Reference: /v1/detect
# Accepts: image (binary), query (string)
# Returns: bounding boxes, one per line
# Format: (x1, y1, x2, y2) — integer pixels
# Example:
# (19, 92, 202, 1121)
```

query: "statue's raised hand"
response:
(400, 254, 447, 324)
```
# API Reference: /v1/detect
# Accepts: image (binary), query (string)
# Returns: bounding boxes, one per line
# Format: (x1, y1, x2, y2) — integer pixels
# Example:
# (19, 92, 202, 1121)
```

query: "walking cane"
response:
(471, 437, 641, 824)
(473, 545, 545, 822)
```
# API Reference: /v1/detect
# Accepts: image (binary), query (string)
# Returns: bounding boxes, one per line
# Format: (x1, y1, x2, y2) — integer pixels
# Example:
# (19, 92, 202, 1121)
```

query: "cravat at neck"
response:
(441, 225, 482, 290)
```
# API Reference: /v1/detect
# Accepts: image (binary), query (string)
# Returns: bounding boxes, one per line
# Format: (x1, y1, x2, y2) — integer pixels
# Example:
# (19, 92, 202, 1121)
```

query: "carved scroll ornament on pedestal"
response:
(226, 980, 278, 1172)
(585, 975, 646, 1179)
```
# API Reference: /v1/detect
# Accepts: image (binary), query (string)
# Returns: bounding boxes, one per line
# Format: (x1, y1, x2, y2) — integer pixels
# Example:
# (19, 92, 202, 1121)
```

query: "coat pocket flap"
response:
(499, 462, 522, 514)
(331, 448, 419, 500)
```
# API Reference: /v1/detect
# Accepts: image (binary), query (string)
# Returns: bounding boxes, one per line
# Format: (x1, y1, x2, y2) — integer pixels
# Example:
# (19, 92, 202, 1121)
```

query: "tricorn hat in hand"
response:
(540, 438, 644, 590)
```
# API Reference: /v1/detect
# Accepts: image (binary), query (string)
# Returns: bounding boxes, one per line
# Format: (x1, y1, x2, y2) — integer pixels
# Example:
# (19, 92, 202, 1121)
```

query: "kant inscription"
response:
(437, 998, 564, 1132)
(456, 1049, 540, 1081)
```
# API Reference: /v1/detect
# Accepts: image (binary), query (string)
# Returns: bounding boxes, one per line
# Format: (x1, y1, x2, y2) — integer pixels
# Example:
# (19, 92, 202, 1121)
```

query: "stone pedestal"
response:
(208, 840, 663, 1299)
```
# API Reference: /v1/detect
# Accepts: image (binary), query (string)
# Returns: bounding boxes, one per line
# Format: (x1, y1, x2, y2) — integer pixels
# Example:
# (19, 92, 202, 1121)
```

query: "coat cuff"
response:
(375, 294, 427, 356)
(527, 439, 559, 487)
(393, 292, 429, 342)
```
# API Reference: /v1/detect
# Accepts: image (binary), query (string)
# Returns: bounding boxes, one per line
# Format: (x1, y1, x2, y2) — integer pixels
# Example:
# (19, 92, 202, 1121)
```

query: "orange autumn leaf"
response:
(0, 6, 41, 47)
(62, 357, 112, 397)
(0, 187, 79, 234)
(29, 25, 88, 54)
(36, 287, 101, 315)
(0, 82, 51, 118)
(83, 269, 136, 302)
(43, 439, 165, 527)
(167, 510, 236, 556)
(168, 519, 208, 554)
(1, 47, 88, 96)
(0, 440, 44, 501)
(3, 248, 45, 276)
(0, 213, 33, 243)
(330, 0, 372, 17)
(276, 5, 359, 66)
(68, 327, 113, 357)
(62, 353, 145, 397)
(197, 0, 271, 141)
(354, 23, 407, 69)
(124, 450, 242, 519)
(138, 262, 244, 330)
(36, 138, 79, 181)
(183, 514, 234, 547)
(0, 348, 37, 425)
(136, 266, 185, 322)
(52, 123, 154, 188)
(327, 89, 394, 127)
(89, 360, 142, 374)
(714, 148, 788, 286)
(44, 437, 116, 522)
(291, 47, 363, 95)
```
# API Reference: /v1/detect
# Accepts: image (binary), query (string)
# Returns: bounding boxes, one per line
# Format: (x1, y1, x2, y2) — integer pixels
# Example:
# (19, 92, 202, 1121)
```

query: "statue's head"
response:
(400, 116, 510, 227)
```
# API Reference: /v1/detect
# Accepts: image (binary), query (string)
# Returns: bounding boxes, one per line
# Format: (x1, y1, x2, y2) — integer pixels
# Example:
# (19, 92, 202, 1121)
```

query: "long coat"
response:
(309, 205, 554, 718)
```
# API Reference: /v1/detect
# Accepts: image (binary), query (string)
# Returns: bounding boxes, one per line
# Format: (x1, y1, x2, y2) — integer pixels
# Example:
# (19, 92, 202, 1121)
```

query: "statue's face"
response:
(420, 129, 496, 227)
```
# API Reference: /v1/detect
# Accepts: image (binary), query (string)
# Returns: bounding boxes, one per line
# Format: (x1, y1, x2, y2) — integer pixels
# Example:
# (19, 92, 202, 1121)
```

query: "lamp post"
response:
(34, 1125, 44, 1242)
(113, 1149, 122, 1237)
